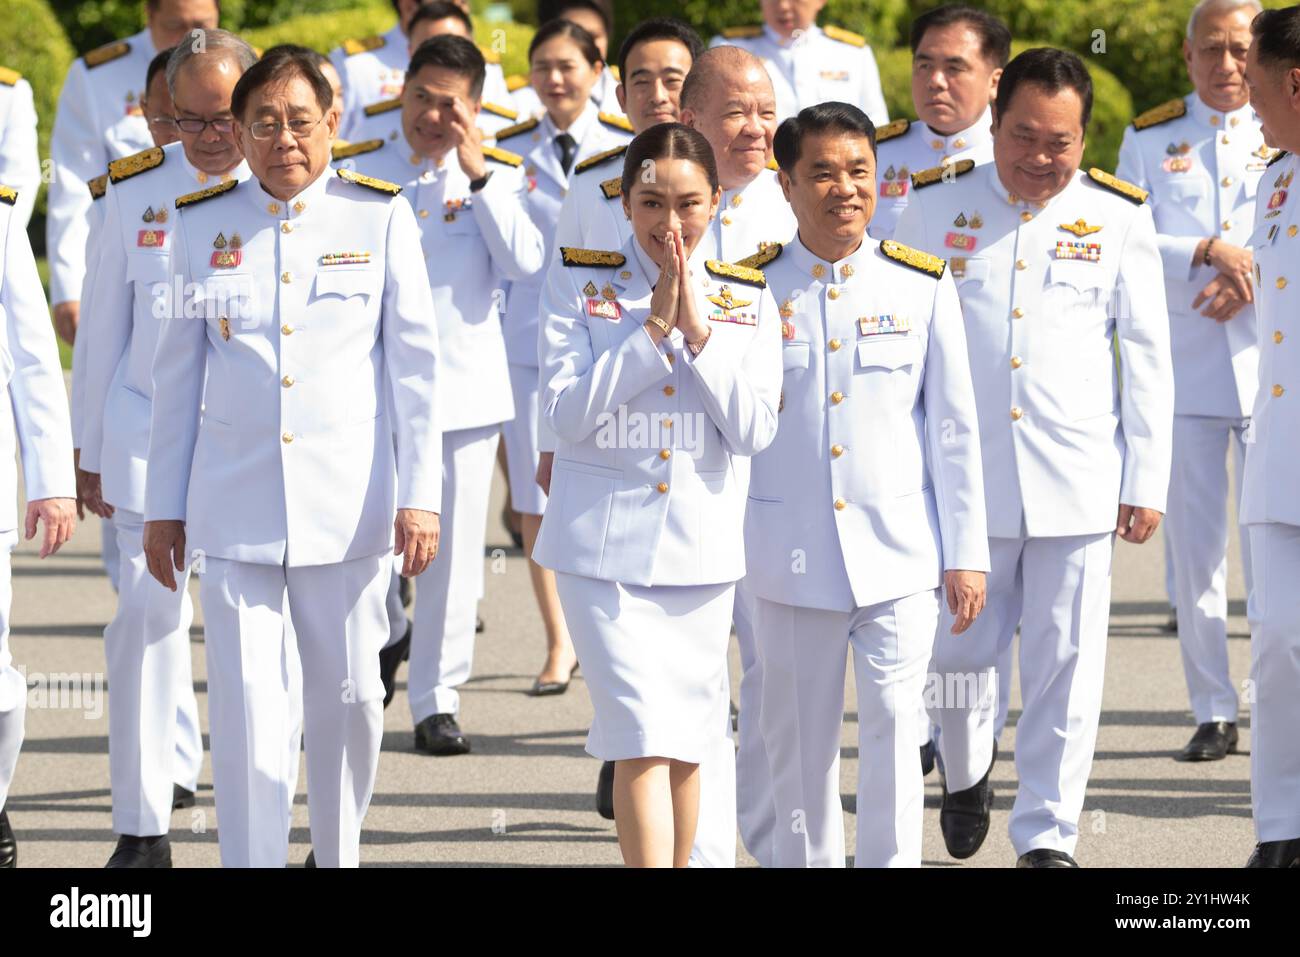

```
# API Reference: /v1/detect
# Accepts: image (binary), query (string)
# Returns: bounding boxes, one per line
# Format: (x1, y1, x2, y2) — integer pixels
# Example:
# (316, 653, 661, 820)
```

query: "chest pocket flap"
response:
(313, 264, 381, 300)
(126, 252, 169, 286)
(856, 336, 921, 370)
(955, 257, 991, 285)
(782, 341, 810, 370)
(1047, 258, 1109, 293)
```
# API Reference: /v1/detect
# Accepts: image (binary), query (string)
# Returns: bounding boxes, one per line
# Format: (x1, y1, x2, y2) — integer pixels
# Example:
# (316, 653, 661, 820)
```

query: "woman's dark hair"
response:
(621, 122, 719, 198)
(995, 47, 1093, 131)
(231, 45, 333, 120)
(408, 34, 486, 99)
(616, 17, 705, 83)
(774, 102, 877, 173)
(528, 18, 603, 67)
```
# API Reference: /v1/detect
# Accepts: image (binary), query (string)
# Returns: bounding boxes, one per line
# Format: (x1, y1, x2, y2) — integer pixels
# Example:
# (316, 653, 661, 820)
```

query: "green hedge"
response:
(876, 39, 1133, 173)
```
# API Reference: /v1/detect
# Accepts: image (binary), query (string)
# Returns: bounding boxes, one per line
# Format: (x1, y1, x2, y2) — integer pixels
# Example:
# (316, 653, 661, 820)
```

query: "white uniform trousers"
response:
(104, 509, 203, 836)
(734, 580, 776, 866)
(755, 588, 938, 868)
(199, 552, 388, 867)
(1166, 414, 1252, 724)
(1164, 535, 1176, 608)
(0, 532, 22, 812)
(102, 513, 121, 593)
(408, 425, 500, 722)
(1246, 522, 1300, 842)
(502, 363, 547, 516)
(917, 630, 1013, 759)
(930, 532, 1113, 855)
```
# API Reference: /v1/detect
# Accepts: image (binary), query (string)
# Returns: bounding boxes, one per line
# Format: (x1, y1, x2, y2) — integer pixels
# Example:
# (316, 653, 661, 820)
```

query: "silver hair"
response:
(166, 28, 259, 98)
(1186, 0, 1263, 40)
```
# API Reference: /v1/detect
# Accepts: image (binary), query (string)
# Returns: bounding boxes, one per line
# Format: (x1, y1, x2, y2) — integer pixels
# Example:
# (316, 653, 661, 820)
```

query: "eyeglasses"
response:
(175, 116, 236, 134)
(247, 116, 326, 141)
(147, 115, 178, 132)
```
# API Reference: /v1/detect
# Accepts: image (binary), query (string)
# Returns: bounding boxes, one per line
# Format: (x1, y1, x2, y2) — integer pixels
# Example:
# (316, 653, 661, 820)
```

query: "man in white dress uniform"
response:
(752, 102, 989, 867)
(143, 47, 442, 867)
(0, 65, 39, 228)
(0, 187, 78, 869)
(895, 48, 1174, 867)
(1116, 0, 1269, 763)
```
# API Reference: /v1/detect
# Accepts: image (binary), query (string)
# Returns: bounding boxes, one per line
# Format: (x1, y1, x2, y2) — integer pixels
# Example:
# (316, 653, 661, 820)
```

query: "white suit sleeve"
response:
(46, 60, 103, 307)
(0, 80, 41, 228)
(858, 46, 889, 127)
(1116, 127, 1200, 283)
(471, 164, 545, 282)
(70, 194, 107, 447)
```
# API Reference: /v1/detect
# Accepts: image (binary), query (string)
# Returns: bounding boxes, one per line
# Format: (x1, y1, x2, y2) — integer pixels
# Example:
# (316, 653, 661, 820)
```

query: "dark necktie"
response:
(555, 132, 577, 174)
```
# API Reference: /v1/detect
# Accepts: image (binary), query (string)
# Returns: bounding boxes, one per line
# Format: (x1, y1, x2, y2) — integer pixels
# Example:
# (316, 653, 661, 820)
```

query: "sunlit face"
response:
(238, 72, 338, 199)
(616, 39, 693, 131)
(148, 0, 219, 51)
(402, 65, 478, 160)
(319, 61, 344, 119)
(560, 7, 609, 59)
(779, 131, 875, 253)
(1246, 42, 1300, 152)
(1184, 7, 1254, 113)
(172, 57, 243, 174)
(530, 35, 602, 123)
(680, 66, 778, 188)
(623, 157, 720, 267)
(143, 68, 180, 148)
(761, 0, 826, 40)
(992, 83, 1086, 203)
(912, 22, 1001, 136)
(408, 16, 471, 55)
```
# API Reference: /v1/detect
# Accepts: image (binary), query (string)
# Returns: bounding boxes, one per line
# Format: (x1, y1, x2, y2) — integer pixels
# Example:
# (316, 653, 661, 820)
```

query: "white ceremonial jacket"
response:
(0, 70, 40, 228)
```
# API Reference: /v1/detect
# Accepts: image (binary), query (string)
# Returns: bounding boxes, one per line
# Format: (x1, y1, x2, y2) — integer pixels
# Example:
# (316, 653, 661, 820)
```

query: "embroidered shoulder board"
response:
(823, 24, 866, 48)
(109, 146, 164, 183)
(364, 97, 401, 117)
(1131, 98, 1186, 131)
(722, 25, 763, 39)
(483, 145, 523, 167)
(560, 247, 627, 268)
(766, 156, 779, 171)
(87, 173, 108, 200)
(598, 112, 634, 134)
(1268, 150, 1289, 168)
(175, 178, 237, 209)
(337, 167, 401, 195)
(495, 116, 539, 141)
(575, 144, 627, 174)
(912, 158, 975, 189)
(332, 139, 384, 161)
(610, 65, 621, 82)
(478, 44, 501, 65)
(482, 100, 518, 121)
(343, 35, 385, 57)
(0, 185, 16, 206)
(735, 243, 783, 270)
(505, 74, 529, 93)
(705, 259, 766, 288)
(880, 239, 945, 279)
(84, 41, 130, 69)
(599, 175, 622, 199)
(1087, 167, 1148, 205)
(876, 118, 910, 143)
(0, 66, 20, 86)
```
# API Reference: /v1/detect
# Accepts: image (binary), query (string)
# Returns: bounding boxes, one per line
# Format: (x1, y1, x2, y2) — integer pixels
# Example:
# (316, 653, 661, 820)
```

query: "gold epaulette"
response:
(575, 144, 627, 174)
(0, 66, 20, 86)
(87, 173, 108, 200)
(483, 145, 523, 167)
(332, 138, 384, 161)
(598, 112, 633, 133)
(1268, 151, 1289, 168)
(735, 243, 783, 270)
(610, 65, 621, 82)
(175, 178, 237, 209)
(482, 100, 518, 120)
(823, 24, 866, 48)
(722, 25, 763, 39)
(343, 35, 385, 57)
(337, 167, 401, 195)
(108, 146, 164, 183)
(766, 156, 779, 171)
(478, 44, 501, 65)
(912, 158, 975, 189)
(876, 118, 910, 143)
(1131, 98, 1186, 131)
(599, 175, 621, 199)
(560, 247, 627, 268)
(363, 97, 401, 117)
(0, 185, 16, 206)
(880, 239, 945, 279)
(84, 40, 130, 69)
(1087, 167, 1148, 205)
(495, 116, 539, 141)
(705, 259, 766, 288)
(505, 74, 529, 92)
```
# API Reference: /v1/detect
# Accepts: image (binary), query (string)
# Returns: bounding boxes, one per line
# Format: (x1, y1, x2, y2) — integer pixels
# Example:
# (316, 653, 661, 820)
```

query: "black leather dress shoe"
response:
(596, 761, 615, 820)
(414, 713, 471, 755)
(940, 744, 996, 859)
(380, 623, 412, 709)
(1178, 721, 1238, 761)
(1017, 848, 1079, 868)
(106, 834, 172, 868)
(1245, 838, 1300, 868)
(0, 810, 16, 868)
(304, 849, 316, 868)
(920, 740, 937, 777)
(172, 784, 196, 809)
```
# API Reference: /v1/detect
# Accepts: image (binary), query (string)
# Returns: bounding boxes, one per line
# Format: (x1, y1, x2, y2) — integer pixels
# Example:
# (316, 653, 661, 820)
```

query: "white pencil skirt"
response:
(556, 572, 736, 764)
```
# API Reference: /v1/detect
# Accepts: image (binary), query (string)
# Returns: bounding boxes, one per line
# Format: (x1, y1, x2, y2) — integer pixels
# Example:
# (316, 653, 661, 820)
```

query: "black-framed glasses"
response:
(175, 115, 236, 134)
(247, 115, 325, 141)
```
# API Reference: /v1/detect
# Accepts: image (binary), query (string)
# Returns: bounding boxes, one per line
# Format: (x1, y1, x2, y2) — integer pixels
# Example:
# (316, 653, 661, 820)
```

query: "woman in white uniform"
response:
(535, 123, 782, 866)
(496, 19, 632, 694)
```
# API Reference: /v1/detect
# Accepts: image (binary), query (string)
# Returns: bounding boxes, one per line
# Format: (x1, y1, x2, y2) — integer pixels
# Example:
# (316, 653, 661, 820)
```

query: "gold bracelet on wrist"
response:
(646, 314, 671, 336)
